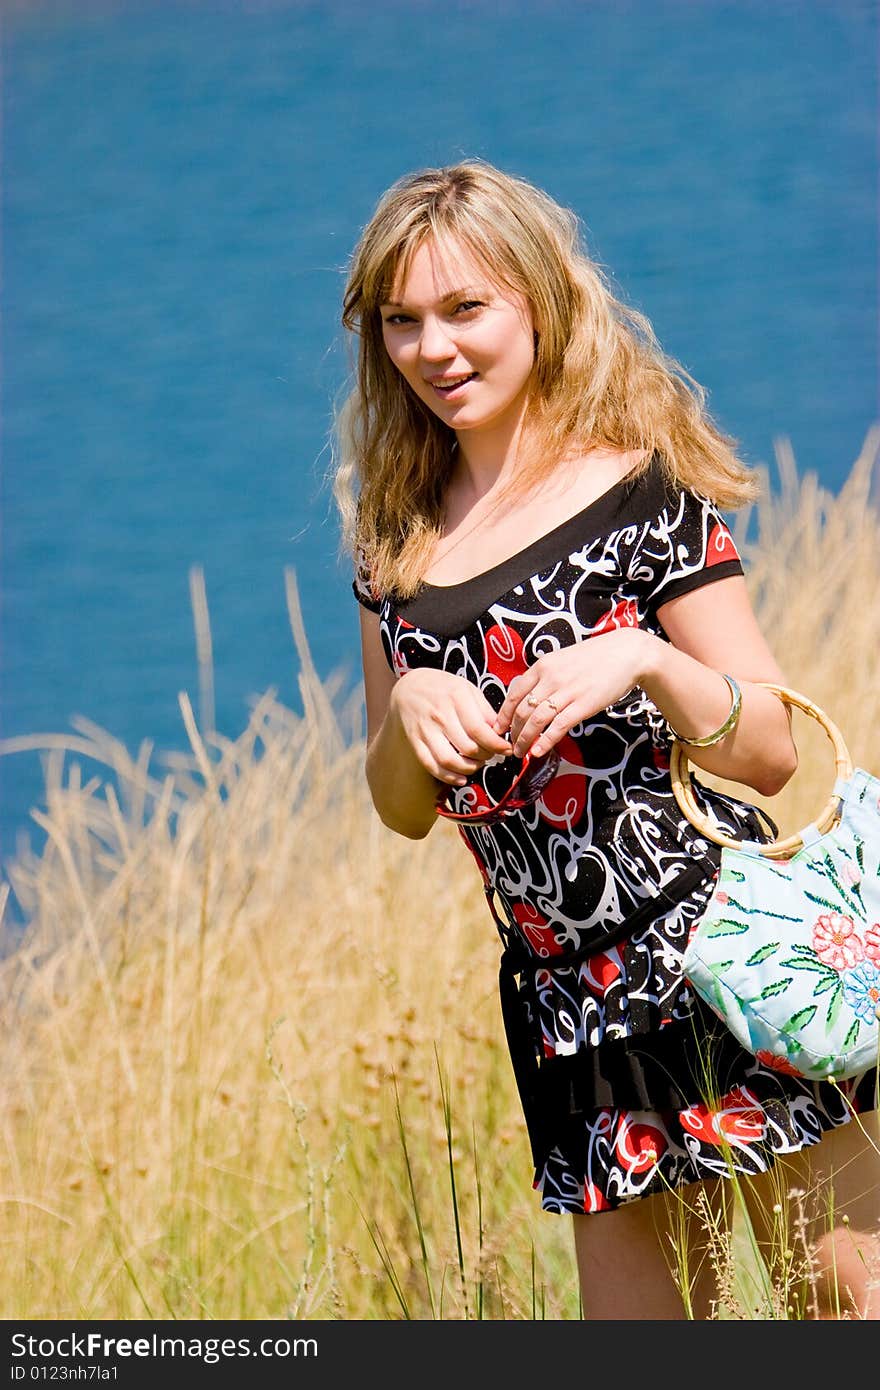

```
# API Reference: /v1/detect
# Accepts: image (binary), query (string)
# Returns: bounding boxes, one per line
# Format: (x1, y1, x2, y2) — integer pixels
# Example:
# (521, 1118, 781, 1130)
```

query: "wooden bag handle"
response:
(669, 683, 854, 858)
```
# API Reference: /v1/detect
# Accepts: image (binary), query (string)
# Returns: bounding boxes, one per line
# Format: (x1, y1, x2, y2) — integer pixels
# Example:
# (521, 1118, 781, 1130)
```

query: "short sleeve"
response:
(351, 544, 383, 614)
(643, 487, 744, 613)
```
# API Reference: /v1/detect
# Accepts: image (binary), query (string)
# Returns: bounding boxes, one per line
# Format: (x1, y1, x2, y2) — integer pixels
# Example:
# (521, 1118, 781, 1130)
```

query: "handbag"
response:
(672, 684, 880, 1082)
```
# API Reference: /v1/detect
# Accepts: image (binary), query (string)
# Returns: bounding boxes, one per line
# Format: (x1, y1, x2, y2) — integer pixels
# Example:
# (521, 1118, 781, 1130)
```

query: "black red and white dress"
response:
(352, 457, 877, 1215)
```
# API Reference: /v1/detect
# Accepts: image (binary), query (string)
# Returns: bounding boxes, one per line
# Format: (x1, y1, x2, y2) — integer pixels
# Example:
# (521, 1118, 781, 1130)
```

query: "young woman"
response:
(334, 159, 879, 1319)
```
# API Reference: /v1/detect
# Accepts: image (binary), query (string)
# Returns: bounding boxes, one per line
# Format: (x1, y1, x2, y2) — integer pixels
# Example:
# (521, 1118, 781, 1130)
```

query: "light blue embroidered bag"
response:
(673, 685, 880, 1082)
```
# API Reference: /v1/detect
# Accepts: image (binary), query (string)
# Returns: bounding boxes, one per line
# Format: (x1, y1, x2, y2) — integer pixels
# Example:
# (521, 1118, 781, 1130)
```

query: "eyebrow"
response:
(380, 285, 485, 308)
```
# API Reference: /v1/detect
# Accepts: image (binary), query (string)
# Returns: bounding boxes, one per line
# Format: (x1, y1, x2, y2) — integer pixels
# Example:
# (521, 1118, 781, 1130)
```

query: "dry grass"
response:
(1, 429, 878, 1319)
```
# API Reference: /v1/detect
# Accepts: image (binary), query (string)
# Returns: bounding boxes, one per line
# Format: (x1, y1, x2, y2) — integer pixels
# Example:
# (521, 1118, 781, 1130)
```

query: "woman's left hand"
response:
(497, 629, 655, 758)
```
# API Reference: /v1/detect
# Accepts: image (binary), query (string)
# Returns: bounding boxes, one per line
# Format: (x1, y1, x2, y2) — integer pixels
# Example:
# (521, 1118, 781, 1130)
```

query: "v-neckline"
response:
(420, 455, 654, 593)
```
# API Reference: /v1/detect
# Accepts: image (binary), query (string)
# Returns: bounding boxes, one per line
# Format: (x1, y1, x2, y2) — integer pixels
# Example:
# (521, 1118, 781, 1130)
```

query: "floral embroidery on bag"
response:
(812, 912, 864, 971)
(843, 962, 880, 1023)
(682, 777, 880, 1080)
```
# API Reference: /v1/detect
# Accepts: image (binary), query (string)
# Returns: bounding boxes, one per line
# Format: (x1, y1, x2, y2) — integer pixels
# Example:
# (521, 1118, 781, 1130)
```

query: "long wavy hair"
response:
(332, 159, 761, 599)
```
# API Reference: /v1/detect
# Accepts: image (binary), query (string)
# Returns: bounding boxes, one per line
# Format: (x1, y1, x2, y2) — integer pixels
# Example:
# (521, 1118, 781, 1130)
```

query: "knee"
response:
(810, 1225, 880, 1320)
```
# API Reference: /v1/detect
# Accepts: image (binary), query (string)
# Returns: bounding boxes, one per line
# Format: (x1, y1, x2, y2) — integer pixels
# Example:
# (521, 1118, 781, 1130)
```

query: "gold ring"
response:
(527, 694, 540, 708)
(546, 698, 559, 713)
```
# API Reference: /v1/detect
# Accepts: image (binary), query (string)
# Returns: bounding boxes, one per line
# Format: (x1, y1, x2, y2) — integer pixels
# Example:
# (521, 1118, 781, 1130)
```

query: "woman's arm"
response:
(360, 608, 439, 838)
(646, 575, 797, 795)
(497, 575, 798, 799)
(359, 609, 511, 838)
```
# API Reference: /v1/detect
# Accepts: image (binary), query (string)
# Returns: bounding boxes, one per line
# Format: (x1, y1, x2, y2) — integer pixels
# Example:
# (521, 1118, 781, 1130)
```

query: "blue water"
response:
(2, 0, 877, 906)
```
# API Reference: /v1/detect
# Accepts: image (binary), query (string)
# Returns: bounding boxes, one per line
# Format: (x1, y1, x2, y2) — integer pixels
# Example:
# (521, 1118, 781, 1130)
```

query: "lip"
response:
(425, 371, 478, 398)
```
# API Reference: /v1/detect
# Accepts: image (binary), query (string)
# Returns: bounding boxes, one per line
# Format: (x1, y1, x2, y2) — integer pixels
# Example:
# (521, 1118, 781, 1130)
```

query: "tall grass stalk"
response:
(1, 433, 878, 1318)
(392, 1076, 438, 1318)
(436, 1056, 470, 1319)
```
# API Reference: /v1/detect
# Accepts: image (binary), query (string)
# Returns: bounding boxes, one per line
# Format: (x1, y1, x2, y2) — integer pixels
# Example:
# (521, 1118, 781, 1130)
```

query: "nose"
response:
(418, 314, 456, 363)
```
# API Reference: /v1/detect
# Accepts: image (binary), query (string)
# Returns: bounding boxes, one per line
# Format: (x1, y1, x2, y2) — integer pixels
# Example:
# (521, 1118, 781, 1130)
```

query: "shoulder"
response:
(624, 455, 734, 533)
(625, 457, 744, 602)
(620, 451, 676, 510)
(351, 543, 383, 613)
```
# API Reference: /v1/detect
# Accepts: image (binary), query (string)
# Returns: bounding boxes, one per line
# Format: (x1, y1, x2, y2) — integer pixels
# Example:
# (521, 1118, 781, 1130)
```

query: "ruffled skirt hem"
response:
(534, 1059, 878, 1214)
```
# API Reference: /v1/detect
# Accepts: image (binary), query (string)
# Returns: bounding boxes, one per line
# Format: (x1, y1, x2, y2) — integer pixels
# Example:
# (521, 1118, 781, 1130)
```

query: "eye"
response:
(381, 312, 415, 327)
(453, 300, 484, 314)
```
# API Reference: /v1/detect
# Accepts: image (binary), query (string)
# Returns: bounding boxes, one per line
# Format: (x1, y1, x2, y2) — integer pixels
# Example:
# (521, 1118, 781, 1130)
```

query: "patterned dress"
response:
(352, 457, 877, 1214)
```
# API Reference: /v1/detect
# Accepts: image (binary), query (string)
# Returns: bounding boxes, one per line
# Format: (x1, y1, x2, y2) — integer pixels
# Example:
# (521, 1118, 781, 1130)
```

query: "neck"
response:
(452, 402, 530, 500)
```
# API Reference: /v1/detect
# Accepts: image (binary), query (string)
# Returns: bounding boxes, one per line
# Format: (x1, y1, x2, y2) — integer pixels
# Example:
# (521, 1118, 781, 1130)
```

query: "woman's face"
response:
(379, 235, 536, 442)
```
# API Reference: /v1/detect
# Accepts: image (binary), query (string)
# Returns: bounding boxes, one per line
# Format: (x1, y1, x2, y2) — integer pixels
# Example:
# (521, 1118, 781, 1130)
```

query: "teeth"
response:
(435, 374, 473, 388)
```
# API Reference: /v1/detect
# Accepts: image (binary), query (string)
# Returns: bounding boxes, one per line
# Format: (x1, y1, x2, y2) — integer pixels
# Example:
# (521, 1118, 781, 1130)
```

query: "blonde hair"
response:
(332, 158, 760, 599)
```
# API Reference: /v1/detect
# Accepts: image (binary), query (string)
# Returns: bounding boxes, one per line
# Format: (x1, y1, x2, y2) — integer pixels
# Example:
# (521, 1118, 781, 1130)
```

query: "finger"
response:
(499, 679, 544, 735)
(430, 729, 506, 783)
(506, 688, 553, 749)
(445, 715, 511, 764)
(447, 691, 513, 754)
(414, 731, 478, 783)
(528, 712, 569, 757)
(458, 724, 513, 759)
(497, 678, 538, 733)
(511, 696, 570, 757)
(460, 694, 515, 754)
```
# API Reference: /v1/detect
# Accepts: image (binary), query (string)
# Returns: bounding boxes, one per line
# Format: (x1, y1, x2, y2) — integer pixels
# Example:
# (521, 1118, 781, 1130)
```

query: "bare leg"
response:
(572, 1179, 723, 1320)
(743, 1109, 880, 1319)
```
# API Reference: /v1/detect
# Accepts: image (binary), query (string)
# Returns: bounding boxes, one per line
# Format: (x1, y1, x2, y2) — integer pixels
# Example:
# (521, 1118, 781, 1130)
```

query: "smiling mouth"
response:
(429, 372, 478, 395)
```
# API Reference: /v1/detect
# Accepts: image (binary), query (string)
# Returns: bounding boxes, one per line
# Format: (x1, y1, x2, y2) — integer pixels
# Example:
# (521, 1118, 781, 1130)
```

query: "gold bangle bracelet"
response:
(668, 674, 743, 748)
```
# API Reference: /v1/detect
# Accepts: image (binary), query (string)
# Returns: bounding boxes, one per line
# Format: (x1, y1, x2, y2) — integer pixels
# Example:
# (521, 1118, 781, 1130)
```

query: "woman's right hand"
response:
(390, 668, 513, 787)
